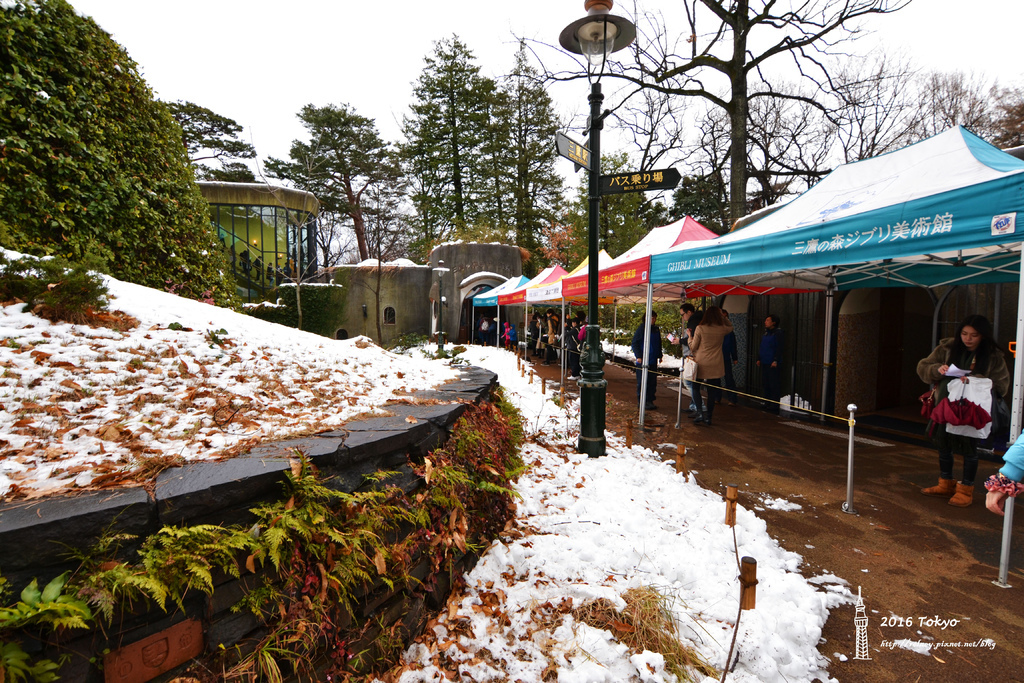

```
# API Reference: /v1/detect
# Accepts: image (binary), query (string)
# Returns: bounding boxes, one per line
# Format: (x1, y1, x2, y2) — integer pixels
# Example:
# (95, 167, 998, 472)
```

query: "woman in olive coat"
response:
(917, 314, 1009, 507)
(689, 306, 733, 426)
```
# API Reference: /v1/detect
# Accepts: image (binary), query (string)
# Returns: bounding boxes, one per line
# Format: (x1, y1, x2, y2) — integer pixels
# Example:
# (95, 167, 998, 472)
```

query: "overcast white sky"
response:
(70, 0, 1023, 178)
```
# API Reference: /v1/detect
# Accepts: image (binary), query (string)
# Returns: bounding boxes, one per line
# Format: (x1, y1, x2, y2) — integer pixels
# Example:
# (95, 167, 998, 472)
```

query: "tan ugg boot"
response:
(948, 483, 974, 507)
(921, 478, 956, 497)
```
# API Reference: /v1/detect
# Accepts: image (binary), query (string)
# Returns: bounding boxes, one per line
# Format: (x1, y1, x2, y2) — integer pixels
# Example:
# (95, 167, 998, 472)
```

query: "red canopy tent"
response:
(497, 264, 569, 305)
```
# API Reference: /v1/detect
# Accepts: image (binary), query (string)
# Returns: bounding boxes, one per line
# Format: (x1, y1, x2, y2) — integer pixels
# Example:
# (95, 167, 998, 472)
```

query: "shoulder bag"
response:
(683, 356, 698, 382)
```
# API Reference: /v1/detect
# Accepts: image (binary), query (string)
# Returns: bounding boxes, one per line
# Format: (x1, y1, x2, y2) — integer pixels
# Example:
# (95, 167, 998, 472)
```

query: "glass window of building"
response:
(198, 183, 320, 304)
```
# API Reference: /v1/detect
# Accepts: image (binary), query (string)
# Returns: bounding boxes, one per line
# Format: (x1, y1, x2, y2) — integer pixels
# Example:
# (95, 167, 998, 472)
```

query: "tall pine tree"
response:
(266, 103, 399, 264)
(500, 43, 564, 275)
(402, 36, 496, 258)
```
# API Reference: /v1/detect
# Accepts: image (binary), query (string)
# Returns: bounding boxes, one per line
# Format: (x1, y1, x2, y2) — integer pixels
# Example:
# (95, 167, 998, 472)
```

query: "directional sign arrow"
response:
(555, 131, 592, 172)
(599, 168, 681, 195)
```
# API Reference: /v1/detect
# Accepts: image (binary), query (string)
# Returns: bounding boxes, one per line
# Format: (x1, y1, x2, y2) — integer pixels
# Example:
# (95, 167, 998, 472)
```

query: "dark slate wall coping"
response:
(0, 366, 496, 581)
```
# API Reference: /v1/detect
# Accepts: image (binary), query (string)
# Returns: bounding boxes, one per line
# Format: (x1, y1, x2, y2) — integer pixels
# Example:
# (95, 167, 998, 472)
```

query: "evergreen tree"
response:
(669, 174, 728, 234)
(266, 103, 399, 263)
(500, 43, 564, 275)
(402, 36, 496, 258)
(561, 153, 651, 262)
(165, 100, 257, 182)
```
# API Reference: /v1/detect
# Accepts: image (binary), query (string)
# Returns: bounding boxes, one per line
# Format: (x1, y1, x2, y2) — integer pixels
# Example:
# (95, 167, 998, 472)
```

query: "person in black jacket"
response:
(528, 313, 541, 357)
(566, 315, 582, 378)
(631, 312, 663, 410)
(757, 314, 783, 413)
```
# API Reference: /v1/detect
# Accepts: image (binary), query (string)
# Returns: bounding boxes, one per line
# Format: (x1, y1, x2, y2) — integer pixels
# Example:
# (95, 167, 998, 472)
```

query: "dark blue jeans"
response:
(692, 378, 722, 423)
(636, 364, 657, 406)
(723, 362, 737, 403)
(761, 364, 781, 412)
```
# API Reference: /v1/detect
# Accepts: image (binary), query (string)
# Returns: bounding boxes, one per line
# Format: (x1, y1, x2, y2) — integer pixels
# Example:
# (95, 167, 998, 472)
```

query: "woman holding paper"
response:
(917, 315, 1009, 506)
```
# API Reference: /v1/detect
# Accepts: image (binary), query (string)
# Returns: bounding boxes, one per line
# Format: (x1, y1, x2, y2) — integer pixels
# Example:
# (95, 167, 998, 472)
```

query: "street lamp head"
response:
(559, 0, 635, 75)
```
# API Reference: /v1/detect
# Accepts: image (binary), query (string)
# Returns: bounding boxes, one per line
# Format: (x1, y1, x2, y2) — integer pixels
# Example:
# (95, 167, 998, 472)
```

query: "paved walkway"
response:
(525, 352, 1024, 681)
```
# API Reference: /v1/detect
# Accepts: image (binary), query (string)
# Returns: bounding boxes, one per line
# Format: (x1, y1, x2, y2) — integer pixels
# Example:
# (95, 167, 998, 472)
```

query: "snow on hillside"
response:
(0, 256, 457, 499)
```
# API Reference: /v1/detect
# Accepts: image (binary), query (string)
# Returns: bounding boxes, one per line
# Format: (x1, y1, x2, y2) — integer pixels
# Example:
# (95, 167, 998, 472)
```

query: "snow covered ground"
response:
(0, 256, 852, 680)
(385, 344, 851, 683)
(0, 251, 457, 498)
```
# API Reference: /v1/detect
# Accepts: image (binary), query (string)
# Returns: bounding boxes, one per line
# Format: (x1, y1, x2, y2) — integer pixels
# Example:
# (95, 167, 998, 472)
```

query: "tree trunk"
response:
(352, 209, 369, 261)
(728, 2, 750, 228)
(375, 267, 383, 344)
(344, 177, 369, 261)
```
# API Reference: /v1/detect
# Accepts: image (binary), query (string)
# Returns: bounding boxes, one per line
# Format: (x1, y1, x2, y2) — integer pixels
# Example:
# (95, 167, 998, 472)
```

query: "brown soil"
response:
(531, 356, 1024, 682)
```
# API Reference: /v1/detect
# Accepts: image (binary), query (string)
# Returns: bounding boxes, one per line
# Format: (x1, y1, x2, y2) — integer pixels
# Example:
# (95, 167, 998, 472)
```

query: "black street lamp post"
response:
(559, 0, 635, 458)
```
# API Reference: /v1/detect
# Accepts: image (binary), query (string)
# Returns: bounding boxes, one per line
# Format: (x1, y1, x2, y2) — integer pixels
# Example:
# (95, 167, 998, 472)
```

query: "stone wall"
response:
(0, 367, 499, 683)
(836, 310, 880, 413)
(331, 265, 434, 345)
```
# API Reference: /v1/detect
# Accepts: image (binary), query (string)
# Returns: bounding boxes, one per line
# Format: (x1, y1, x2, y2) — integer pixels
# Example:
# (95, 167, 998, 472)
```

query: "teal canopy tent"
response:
(472, 275, 529, 306)
(651, 127, 1024, 290)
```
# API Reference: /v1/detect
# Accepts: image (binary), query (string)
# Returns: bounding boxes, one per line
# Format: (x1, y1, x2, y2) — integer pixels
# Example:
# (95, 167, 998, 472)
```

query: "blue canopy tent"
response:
(651, 127, 1024, 292)
(471, 275, 528, 346)
(472, 275, 529, 307)
(649, 127, 1024, 584)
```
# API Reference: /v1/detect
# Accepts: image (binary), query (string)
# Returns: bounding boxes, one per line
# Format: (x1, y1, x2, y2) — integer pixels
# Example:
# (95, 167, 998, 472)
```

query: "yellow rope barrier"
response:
(505, 338, 855, 427)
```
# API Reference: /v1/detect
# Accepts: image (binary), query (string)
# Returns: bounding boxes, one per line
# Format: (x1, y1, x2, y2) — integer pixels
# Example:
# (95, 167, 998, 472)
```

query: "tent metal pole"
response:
(561, 298, 566, 387)
(995, 247, 1024, 588)
(639, 282, 654, 427)
(496, 305, 501, 349)
(994, 283, 1002, 342)
(676, 288, 688, 429)
(612, 303, 617, 364)
(525, 304, 529, 358)
(821, 270, 837, 424)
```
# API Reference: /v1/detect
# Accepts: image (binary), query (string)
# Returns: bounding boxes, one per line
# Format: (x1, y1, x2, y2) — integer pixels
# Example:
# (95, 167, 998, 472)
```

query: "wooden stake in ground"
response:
(529, 370, 534, 385)
(541, 377, 546, 395)
(725, 484, 739, 526)
(625, 421, 633, 448)
(675, 447, 688, 481)
(740, 556, 758, 610)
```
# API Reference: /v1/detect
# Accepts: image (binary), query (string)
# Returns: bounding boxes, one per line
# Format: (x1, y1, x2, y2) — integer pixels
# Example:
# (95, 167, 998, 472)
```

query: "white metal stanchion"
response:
(638, 283, 654, 427)
(995, 497, 1015, 588)
(841, 403, 858, 514)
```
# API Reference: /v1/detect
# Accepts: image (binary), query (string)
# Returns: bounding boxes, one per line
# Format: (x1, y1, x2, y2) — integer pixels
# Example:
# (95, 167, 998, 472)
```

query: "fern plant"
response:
(0, 572, 92, 683)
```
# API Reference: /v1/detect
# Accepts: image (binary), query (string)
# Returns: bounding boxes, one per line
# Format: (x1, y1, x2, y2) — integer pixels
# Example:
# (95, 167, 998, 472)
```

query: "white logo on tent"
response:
(992, 212, 1016, 236)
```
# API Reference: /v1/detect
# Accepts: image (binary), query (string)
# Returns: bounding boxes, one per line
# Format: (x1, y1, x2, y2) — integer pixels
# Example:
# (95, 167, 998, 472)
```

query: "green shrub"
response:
(244, 284, 346, 338)
(0, 0, 235, 306)
(386, 332, 428, 353)
(0, 252, 111, 325)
